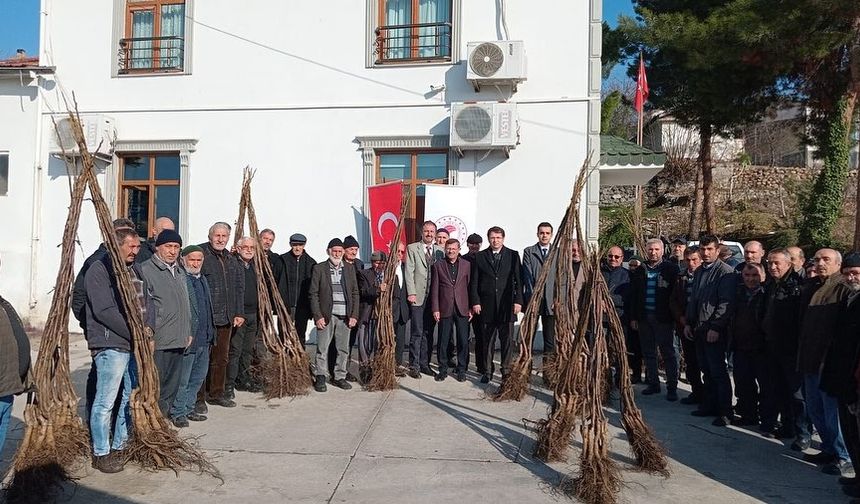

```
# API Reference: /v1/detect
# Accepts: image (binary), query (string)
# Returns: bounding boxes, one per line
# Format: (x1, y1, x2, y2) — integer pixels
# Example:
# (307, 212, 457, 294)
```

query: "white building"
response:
(1, 0, 619, 328)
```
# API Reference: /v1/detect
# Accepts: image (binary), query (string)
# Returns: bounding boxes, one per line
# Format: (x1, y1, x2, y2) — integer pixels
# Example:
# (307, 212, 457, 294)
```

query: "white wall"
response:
(6, 0, 597, 326)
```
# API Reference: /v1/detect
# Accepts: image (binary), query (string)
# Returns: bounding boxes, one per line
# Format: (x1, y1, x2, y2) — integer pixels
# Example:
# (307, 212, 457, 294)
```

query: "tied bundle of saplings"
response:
(365, 184, 411, 391)
(234, 167, 312, 398)
(4, 117, 92, 504)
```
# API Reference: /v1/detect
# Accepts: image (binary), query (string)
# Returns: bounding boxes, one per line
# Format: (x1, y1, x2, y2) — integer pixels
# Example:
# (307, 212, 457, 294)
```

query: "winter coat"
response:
(820, 291, 860, 403)
(0, 295, 31, 398)
(139, 256, 192, 350)
(762, 270, 804, 355)
(199, 242, 245, 326)
(601, 263, 631, 320)
(309, 260, 360, 323)
(84, 256, 147, 352)
(731, 285, 767, 352)
(686, 259, 736, 336)
(71, 243, 108, 329)
(468, 247, 524, 324)
(630, 260, 678, 324)
(279, 251, 316, 320)
(797, 274, 849, 374)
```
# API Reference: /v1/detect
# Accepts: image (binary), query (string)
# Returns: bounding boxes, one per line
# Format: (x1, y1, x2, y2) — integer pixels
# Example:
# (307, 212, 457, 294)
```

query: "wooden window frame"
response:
(118, 153, 181, 238)
(375, 0, 453, 64)
(123, 0, 186, 74)
(375, 148, 449, 243)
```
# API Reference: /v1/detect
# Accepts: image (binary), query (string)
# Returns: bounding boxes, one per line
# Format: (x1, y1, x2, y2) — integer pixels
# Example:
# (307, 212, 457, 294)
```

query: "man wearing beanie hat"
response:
(309, 238, 360, 391)
(139, 229, 193, 418)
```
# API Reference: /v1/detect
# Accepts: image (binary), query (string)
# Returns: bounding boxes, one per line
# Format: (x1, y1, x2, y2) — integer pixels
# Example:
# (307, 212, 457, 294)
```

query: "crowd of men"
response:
(3, 215, 860, 502)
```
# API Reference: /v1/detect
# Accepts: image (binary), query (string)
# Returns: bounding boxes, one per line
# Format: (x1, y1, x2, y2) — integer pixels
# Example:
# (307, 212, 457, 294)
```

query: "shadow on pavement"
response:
(401, 387, 566, 493)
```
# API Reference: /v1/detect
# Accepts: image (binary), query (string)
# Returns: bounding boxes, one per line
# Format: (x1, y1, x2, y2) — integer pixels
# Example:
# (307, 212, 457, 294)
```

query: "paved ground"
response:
(0, 334, 850, 503)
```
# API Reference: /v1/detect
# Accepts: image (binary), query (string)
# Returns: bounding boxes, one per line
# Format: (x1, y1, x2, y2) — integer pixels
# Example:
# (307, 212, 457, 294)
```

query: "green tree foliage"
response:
(617, 1, 782, 235)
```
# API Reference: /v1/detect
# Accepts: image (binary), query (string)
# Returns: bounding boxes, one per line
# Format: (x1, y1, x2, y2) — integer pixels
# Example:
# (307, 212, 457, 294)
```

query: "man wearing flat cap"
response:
(309, 238, 360, 392)
(669, 237, 687, 273)
(279, 233, 316, 347)
(139, 229, 192, 417)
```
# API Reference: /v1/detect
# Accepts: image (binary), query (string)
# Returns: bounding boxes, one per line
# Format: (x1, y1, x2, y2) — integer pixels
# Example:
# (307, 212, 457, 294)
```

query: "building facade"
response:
(0, 0, 605, 327)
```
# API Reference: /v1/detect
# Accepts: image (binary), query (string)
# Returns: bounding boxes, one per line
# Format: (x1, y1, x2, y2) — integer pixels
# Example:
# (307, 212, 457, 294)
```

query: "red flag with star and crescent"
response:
(634, 54, 649, 113)
(367, 181, 405, 252)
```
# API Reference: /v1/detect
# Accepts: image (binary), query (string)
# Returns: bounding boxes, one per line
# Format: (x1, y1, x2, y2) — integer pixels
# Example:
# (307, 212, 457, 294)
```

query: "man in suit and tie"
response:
(432, 239, 472, 382)
(470, 226, 524, 384)
(393, 242, 411, 376)
(522, 222, 557, 361)
(309, 238, 360, 392)
(405, 221, 444, 379)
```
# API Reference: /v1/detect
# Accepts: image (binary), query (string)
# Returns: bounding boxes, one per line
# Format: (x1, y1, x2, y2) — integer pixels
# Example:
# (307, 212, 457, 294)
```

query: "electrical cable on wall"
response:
(500, 0, 511, 40)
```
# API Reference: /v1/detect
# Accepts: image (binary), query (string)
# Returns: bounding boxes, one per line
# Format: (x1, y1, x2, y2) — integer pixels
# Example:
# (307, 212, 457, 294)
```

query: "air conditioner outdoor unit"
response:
(449, 101, 518, 155)
(50, 115, 116, 159)
(466, 40, 527, 92)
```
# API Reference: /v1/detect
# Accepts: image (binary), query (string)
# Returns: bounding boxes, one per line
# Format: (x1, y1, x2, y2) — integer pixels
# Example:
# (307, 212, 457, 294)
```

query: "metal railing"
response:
(119, 35, 184, 73)
(375, 22, 452, 63)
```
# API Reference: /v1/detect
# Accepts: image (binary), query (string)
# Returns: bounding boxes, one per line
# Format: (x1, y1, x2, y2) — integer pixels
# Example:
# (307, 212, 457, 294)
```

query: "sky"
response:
(603, 0, 637, 86)
(0, 0, 39, 60)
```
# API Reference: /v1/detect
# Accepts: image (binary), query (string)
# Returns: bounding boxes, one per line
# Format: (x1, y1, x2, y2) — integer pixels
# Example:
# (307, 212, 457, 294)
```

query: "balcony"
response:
(118, 36, 184, 74)
(375, 22, 452, 64)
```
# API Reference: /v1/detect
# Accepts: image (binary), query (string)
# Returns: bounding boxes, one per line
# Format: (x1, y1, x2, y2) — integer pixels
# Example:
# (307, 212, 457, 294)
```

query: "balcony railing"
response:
(119, 36, 184, 74)
(375, 22, 452, 64)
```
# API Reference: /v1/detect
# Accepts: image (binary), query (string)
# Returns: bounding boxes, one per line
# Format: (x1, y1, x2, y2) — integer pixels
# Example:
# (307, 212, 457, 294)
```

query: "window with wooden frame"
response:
(376, 150, 448, 243)
(375, 0, 453, 64)
(119, 154, 181, 238)
(120, 0, 186, 73)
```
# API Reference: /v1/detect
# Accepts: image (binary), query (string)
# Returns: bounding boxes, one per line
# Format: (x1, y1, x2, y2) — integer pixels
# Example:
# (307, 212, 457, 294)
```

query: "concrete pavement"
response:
(0, 334, 848, 503)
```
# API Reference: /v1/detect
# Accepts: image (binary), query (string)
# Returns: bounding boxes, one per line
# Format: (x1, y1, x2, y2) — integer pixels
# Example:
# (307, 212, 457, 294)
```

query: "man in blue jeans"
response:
(0, 258, 31, 455)
(170, 245, 215, 427)
(84, 228, 147, 473)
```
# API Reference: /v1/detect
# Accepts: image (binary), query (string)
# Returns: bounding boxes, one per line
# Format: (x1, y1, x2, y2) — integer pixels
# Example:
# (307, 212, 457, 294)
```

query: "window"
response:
(376, 150, 448, 242)
(374, 0, 454, 64)
(119, 154, 181, 238)
(120, 0, 186, 73)
(0, 153, 8, 196)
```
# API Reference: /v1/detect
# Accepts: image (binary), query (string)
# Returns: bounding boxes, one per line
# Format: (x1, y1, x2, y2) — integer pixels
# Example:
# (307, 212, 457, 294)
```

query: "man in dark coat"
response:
(0, 253, 31, 456)
(669, 246, 704, 404)
(820, 254, 860, 495)
(279, 233, 316, 347)
(197, 222, 245, 410)
(731, 263, 768, 425)
(798, 248, 851, 475)
(259, 228, 284, 302)
(462, 233, 483, 375)
(393, 242, 411, 375)
(630, 238, 679, 401)
(309, 238, 360, 392)
(522, 222, 557, 365)
(685, 235, 736, 426)
(356, 251, 389, 382)
(469, 226, 523, 384)
(761, 248, 810, 449)
(601, 246, 634, 379)
(227, 237, 264, 396)
(432, 239, 472, 382)
(85, 228, 147, 473)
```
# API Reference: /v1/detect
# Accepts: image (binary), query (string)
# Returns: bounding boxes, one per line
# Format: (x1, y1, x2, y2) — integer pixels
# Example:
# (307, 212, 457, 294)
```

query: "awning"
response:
(599, 134, 665, 186)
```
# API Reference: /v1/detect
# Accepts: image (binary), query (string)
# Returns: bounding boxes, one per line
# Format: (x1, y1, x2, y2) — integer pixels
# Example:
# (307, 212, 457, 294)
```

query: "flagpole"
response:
(637, 52, 644, 146)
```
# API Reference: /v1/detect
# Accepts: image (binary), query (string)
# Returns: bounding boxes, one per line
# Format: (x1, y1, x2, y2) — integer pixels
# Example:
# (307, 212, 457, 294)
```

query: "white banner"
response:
(423, 185, 477, 248)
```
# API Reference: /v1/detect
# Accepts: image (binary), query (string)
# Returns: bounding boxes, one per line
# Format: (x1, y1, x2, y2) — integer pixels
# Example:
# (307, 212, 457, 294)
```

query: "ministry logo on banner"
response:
(423, 185, 477, 248)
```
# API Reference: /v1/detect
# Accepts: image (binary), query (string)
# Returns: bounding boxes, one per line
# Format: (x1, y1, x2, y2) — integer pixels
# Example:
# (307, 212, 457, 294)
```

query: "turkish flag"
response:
(368, 181, 405, 252)
(634, 55, 649, 113)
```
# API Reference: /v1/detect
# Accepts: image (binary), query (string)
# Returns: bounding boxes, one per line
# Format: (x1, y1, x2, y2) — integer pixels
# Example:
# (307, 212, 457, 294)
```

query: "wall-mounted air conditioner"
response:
(466, 40, 527, 92)
(449, 101, 518, 156)
(50, 115, 116, 159)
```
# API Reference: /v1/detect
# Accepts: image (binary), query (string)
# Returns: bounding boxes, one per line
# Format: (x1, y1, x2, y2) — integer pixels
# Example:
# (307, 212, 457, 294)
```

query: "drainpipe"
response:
(28, 0, 49, 321)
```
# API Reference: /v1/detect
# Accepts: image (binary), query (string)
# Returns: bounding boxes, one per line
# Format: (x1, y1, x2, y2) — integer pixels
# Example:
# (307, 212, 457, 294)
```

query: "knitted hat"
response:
(370, 251, 387, 262)
(466, 233, 483, 245)
(180, 244, 203, 257)
(289, 233, 307, 244)
(843, 253, 860, 269)
(327, 238, 344, 249)
(343, 235, 360, 249)
(155, 229, 182, 247)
